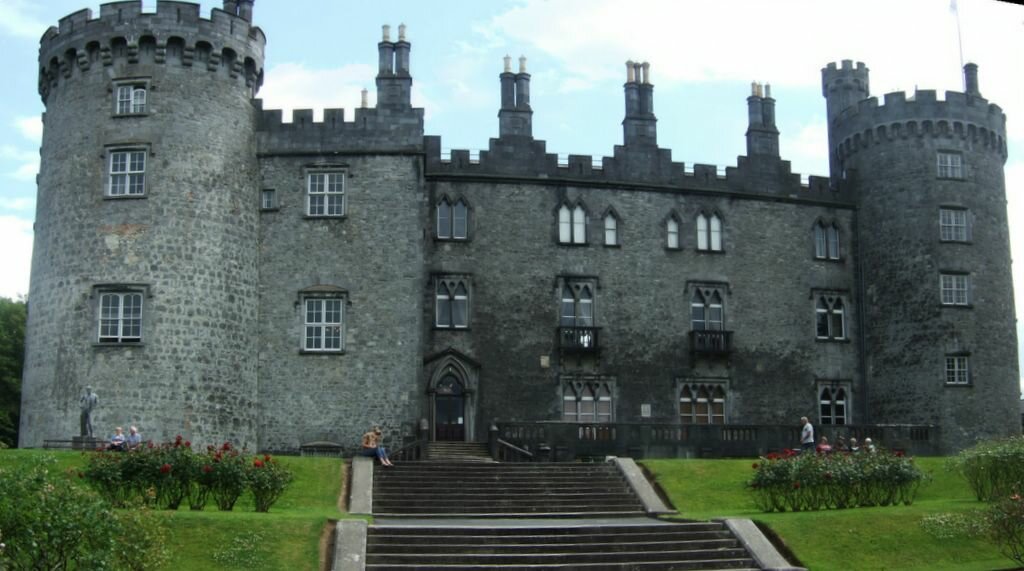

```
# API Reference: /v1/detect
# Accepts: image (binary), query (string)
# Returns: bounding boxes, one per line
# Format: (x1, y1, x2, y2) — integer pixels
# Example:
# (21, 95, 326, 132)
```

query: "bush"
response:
(987, 491, 1024, 567)
(208, 443, 248, 511)
(749, 448, 925, 512)
(0, 454, 167, 570)
(949, 436, 1024, 502)
(248, 454, 294, 513)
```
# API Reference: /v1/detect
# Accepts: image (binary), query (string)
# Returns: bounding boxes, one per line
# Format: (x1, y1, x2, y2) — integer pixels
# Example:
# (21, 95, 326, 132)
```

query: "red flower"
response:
(184, 440, 191, 448)
(793, 481, 801, 489)
(264, 454, 271, 462)
(766, 452, 780, 460)
(202, 465, 213, 474)
(894, 450, 905, 457)
(160, 463, 172, 474)
(175, 434, 183, 443)
(222, 442, 232, 451)
(253, 459, 264, 468)
(752, 463, 759, 470)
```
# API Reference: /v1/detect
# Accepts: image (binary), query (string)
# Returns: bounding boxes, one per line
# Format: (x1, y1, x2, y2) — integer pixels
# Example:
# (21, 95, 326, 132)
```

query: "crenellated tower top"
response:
(38, 1, 266, 104)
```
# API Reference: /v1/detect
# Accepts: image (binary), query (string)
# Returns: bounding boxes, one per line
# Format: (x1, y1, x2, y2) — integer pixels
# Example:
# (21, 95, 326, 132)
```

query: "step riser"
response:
(368, 540, 740, 554)
(369, 533, 734, 545)
(366, 548, 752, 565)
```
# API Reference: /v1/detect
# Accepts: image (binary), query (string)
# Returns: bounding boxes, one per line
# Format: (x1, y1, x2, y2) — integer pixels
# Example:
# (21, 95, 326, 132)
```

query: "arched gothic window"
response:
(680, 383, 726, 425)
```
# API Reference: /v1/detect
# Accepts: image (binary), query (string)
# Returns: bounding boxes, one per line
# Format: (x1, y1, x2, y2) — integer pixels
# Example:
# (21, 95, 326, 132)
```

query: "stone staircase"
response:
(423, 441, 493, 462)
(364, 520, 760, 570)
(372, 461, 646, 517)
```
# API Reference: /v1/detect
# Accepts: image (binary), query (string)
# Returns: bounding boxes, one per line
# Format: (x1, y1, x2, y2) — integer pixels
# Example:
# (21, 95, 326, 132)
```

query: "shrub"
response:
(208, 444, 249, 511)
(987, 491, 1024, 567)
(248, 454, 294, 512)
(0, 454, 167, 570)
(749, 449, 925, 512)
(949, 436, 1024, 502)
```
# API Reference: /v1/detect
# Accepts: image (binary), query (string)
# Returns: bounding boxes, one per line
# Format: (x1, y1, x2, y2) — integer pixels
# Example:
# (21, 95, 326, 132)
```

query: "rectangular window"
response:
(819, 385, 849, 425)
(945, 356, 969, 385)
(307, 172, 345, 217)
(680, 383, 726, 425)
(940, 274, 969, 305)
(937, 152, 963, 179)
(108, 150, 146, 197)
(435, 277, 470, 329)
(604, 215, 617, 246)
(116, 84, 147, 114)
(667, 219, 679, 249)
(261, 189, 276, 210)
(98, 292, 143, 343)
(563, 380, 613, 423)
(304, 298, 344, 351)
(940, 208, 967, 242)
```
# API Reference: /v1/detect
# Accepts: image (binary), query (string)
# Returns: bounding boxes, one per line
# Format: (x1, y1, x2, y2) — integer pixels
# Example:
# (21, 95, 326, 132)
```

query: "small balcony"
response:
(559, 326, 600, 354)
(689, 330, 733, 356)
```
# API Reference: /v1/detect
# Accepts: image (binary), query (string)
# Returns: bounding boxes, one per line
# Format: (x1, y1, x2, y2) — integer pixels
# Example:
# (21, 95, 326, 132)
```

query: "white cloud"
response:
(0, 0, 49, 40)
(0, 145, 39, 182)
(0, 216, 32, 299)
(258, 62, 377, 122)
(15, 116, 42, 144)
(0, 197, 34, 212)
(779, 120, 829, 175)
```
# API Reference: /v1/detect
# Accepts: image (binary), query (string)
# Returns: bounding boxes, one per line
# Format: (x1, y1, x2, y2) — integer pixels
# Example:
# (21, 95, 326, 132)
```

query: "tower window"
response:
(437, 197, 469, 240)
(937, 152, 963, 179)
(945, 355, 970, 385)
(435, 277, 470, 329)
(604, 213, 618, 246)
(815, 295, 846, 340)
(307, 172, 345, 217)
(814, 221, 840, 260)
(666, 217, 680, 249)
(558, 203, 587, 244)
(303, 297, 344, 352)
(696, 213, 722, 251)
(940, 273, 969, 305)
(108, 150, 146, 197)
(939, 208, 968, 242)
(115, 83, 147, 114)
(261, 189, 277, 210)
(98, 291, 143, 343)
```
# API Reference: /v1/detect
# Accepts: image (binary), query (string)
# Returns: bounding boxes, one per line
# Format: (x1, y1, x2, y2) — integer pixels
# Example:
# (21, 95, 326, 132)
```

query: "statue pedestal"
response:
(72, 436, 102, 451)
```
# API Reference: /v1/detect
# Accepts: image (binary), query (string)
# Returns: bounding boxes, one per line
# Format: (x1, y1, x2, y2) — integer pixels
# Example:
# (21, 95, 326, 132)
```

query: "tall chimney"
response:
(963, 63, 980, 97)
(499, 56, 533, 138)
(236, 0, 253, 22)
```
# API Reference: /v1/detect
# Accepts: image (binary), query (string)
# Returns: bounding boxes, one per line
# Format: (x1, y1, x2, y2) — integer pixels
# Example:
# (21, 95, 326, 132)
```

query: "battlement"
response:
(255, 103, 424, 154)
(39, 1, 265, 103)
(423, 136, 844, 204)
(831, 88, 1007, 162)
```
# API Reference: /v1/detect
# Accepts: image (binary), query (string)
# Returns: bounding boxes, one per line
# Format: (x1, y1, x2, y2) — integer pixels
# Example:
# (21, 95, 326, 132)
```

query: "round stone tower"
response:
(822, 60, 1018, 451)
(20, 1, 265, 448)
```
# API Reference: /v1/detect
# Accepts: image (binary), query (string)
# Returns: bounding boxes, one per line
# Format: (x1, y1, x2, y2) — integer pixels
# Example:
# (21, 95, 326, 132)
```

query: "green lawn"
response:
(0, 450, 346, 570)
(643, 457, 1018, 571)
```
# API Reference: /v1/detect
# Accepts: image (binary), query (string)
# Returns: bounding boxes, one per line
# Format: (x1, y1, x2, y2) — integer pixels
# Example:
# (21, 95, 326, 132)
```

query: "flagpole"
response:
(952, 0, 965, 87)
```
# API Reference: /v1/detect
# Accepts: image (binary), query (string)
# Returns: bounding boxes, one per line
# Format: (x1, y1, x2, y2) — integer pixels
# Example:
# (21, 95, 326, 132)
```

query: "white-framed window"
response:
(108, 149, 146, 196)
(940, 208, 968, 242)
(303, 297, 344, 352)
(819, 385, 849, 425)
(435, 277, 470, 329)
(261, 189, 276, 210)
(115, 83, 147, 114)
(604, 213, 618, 246)
(679, 383, 726, 425)
(558, 203, 587, 244)
(696, 213, 722, 251)
(98, 292, 143, 343)
(814, 221, 840, 260)
(940, 273, 969, 305)
(560, 283, 594, 328)
(945, 355, 970, 385)
(666, 217, 680, 249)
(563, 380, 613, 423)
(307, 172, 345, 217)
(437, 197, 468, 240)
(815, 295, 846, 340)
(691, 289, 724, 331)
(937, 152, 963, 179)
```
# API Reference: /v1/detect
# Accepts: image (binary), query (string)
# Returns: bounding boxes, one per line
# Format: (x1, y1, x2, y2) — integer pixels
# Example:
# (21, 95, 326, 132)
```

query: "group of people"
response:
(800, 416, 877, 455)
(106, 425, 143, 451)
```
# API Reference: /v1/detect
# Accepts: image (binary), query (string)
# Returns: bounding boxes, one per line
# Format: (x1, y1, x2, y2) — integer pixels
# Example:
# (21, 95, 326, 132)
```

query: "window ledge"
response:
(939, 304, 974, 309)
(93, 342, 145, 348)
(302, 215, 347, 220)
(432, 326, 471, 332)
(298, 349, 346, 355)
(815, 337, 852, 344)
(813, 256, 844, 263)
(111, 113, 150, 119)
(435, 237, 471, 243)
(104, 194, 147, 201)
(944, 382, 973, 388)
(603, 243, 621, 249)
(937, 177, 966, 182)
(260, 207, 280, 213)
(939, 239, 972, 245)
(696, 248, 726, 255)
(557, 242, 589, 247)
(664, 246, 683, 252)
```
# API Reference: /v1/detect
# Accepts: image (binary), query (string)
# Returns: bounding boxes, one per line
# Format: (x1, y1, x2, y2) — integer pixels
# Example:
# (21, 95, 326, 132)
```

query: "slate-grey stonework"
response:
(20, 2, 1019, 454)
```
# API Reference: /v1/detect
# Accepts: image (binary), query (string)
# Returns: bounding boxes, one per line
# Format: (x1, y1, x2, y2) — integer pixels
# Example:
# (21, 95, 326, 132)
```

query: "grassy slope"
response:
(0, 450, 345, 571)
(643, 457, 1016, 571)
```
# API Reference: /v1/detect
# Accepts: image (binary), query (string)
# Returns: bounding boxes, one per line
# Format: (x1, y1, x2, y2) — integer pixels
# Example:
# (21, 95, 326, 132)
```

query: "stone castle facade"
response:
(20, 1, 1020, 454)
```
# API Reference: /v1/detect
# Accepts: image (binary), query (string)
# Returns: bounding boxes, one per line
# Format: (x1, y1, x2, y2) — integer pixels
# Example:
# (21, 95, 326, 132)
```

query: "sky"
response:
(0, 0, 1022, 388)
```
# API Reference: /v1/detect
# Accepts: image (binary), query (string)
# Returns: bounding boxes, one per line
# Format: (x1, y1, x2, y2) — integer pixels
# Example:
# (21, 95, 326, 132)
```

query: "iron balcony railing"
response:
(559, 326, 600, 353)
(689, 330, 733, 355)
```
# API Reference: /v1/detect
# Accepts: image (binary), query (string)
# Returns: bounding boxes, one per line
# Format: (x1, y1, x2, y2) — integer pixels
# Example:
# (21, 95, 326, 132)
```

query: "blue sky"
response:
(1, 0, 1023, 387)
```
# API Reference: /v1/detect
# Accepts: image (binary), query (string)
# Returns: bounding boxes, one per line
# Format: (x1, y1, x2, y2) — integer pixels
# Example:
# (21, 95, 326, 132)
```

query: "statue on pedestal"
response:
(79, 386, 98, 437)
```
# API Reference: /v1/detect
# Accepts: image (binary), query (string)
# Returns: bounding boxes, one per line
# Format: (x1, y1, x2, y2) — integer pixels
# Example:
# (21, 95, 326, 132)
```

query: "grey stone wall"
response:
(21, 4, 264, 448)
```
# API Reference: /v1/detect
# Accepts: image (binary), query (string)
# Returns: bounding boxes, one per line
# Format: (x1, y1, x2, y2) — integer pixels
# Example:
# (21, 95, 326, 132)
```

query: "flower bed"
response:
(749, 449, 925, 512)
(82, 436, 293, 512)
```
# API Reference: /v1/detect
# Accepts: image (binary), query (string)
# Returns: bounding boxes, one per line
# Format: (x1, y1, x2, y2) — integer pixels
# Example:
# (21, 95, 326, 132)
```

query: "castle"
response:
(19, 0, 1020, 455)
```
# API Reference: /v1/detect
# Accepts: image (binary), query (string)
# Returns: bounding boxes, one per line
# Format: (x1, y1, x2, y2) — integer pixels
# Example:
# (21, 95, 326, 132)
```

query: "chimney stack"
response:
(498, 55, 532, 138)
(963, 63, 980, 97)
(745, 81, 779, 157)
(623, 60, 656, 147)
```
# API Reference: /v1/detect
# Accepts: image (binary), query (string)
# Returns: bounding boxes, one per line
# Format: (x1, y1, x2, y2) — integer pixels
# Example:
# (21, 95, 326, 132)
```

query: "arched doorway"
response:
(434, 374, 465, 441)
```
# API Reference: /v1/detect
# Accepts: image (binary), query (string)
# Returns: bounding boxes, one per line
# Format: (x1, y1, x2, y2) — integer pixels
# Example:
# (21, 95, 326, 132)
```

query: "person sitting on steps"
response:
(361, 425, 394, 466)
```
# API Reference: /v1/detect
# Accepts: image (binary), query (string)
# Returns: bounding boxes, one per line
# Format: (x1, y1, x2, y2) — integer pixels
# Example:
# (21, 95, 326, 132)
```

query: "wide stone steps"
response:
(364, 522, 759, 570)
(372, 461, 645, 517)
(424, 442, 493, 462)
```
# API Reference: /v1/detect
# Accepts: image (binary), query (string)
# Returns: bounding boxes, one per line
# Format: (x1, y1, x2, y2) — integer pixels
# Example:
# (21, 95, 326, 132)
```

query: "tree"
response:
(0, 296, 26, 448)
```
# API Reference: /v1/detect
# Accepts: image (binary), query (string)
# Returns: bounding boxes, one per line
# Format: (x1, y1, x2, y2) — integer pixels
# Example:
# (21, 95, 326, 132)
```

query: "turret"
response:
(622, 60, 656, 146)
(22, 1, 266, 448)
(498, 55, 532, 138)
(376, 24, 412, 108)
(821, 60, 869, 182)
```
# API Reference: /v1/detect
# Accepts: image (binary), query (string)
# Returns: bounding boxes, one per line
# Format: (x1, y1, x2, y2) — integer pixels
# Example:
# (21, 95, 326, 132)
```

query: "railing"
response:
(495, 421, 941, 460)
(559, 326, 600, 353)
(689, 330, 732, 355)
(299, 441, 344, 458)
(389, 439, 428, 462)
